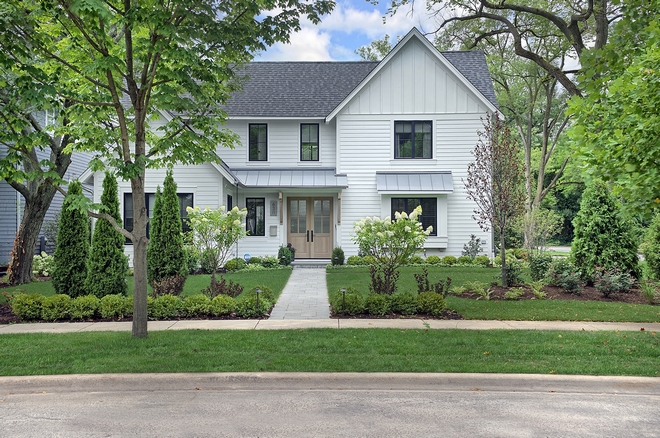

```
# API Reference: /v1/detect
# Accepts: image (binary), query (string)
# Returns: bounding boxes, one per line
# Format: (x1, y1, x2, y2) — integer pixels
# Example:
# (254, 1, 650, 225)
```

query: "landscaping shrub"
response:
(473, 255, 491, 267)
(331, 247, 345, 266)
(408, 255, 425, 265)
(642, 213, 660, 280)
(504, 287, 524, 300)
(201, 277, 244, 298)
(210, 295, 236, 316)
(639, 281, 659, 305)
(362, 255, 377, 265)
(151, 274, 186, 297)
(70, 295, 100, 320)
(147, 171, 188, 290)
(529, 253, 553, 282)
(278, 246, 293, 266)
(41, 294, 72, 321)
(346, 256, 364, 266)
(32, 252, 54, 277)
(594, 267, 634, 297)
(99, 294, 129, 319)
(425, 255, 441, 265)
(10, 293, 45, 320)
(462, 234, 484, 259)
(261, 255, 279, 268)
(199, 248, 216, 274)
(513, 248, 528, 260)
(390, 292, 418, 315)
(329, 287, 364, 315)
(571, 180, 639, 283)
(243, 264, 267, 272)
(369, 264, 400, 295)
(235, 295, 271, 318)
(441, 255, 457, 265)
(497, 258, 524, 286)
(417, 292, 446, 316)
(247, 256, 262, 265)
(246, 286, 275, 303)
(456, 255, 473, 265)
(183, 245, 201, 274)
(413, 267, 451, 296)
(364, 293, 391, 316)
(224, 257, 247, 271)
(150, 294, 182, 319)
(85, 172, 129, 298)
(181, 294, 211, 317)
(546, 258, 582, 294)
(52, 181, 89, 298)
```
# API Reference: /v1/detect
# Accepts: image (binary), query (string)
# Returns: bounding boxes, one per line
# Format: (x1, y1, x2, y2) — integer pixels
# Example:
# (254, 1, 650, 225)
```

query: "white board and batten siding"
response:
(335, 37, 493, 257)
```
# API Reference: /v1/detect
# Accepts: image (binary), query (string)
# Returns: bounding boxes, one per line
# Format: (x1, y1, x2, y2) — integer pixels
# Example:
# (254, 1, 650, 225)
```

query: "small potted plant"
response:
(287, 243, 296, 261)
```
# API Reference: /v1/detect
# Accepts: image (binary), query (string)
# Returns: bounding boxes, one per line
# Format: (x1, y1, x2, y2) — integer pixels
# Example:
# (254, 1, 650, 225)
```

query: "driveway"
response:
(1, 373, 659, 437)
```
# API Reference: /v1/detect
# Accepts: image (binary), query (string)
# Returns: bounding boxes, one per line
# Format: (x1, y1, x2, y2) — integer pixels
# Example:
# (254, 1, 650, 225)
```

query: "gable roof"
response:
(225, 30, 497, 119)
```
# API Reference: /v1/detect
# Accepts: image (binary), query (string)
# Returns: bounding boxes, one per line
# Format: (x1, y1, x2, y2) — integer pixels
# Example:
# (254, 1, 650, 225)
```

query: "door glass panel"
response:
(299, 200, 306, 216)
(322, 200, 330, 216)
(314, 216, 321, 233)
(314, 200, 322, 216)
(290, 217, 298, 234)
(291, 200, 298, 217)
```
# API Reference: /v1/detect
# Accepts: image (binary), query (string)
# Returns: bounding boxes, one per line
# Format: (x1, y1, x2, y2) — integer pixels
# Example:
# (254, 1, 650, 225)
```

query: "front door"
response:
(287, 197, 333, 258)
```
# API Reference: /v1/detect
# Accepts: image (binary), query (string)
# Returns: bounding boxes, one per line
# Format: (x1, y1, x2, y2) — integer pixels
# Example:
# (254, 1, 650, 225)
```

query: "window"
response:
(227, 194, 233, 210)
(391, 198, 437, 236)
(249, 124, 267, 161)
(300, 123, 319, 161)
(246, 198, 265, 236)
(123, 192, 193, 243)
(394, 121, 432, 159)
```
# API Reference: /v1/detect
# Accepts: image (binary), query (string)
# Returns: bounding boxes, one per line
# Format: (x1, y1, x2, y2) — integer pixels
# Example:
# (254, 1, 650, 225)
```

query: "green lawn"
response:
(0, 269, 292, 302)
(1, 329, 658, 377)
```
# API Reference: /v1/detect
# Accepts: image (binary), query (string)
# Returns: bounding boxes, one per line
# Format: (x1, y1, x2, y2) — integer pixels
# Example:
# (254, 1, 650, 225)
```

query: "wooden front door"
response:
(287, 197, 333, 258)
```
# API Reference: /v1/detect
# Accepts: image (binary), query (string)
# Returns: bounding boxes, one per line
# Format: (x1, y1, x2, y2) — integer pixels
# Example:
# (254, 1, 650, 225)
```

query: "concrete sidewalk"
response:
(1, 318, 659, 334)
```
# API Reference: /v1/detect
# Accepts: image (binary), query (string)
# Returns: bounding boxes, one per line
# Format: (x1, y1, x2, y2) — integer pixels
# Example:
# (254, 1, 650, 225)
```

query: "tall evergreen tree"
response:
(52, 181, 89, 298)
(146, 186, 162, 285)
(147, 171, 187, 288)
(85, 173, 129, 297)
(571, 180, 639, 282)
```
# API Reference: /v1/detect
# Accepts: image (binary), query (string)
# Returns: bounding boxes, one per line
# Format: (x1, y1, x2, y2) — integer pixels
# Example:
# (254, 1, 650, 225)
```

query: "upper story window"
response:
(246, 198, 265, 236)
(249, 124, 268, 161)
(123, 192, 193, 244)
(300, 123, 319, 161)
(391, 197, 437, 236)
(394, 121, 432, 159)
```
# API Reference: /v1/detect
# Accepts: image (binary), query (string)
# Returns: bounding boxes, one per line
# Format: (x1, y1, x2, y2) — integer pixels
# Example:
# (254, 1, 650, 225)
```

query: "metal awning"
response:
(233, 168, 348, 188)
(376, 171, 453, 193)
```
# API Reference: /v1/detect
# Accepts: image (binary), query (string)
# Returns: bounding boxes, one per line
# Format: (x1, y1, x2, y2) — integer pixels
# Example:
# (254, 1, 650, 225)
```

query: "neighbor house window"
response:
(249, 124, 267, 161)
(391, 198, 437, 236)
(123, 192, 193, 243)
(246, 198, 265, 236)
(394, 121, 432, 159)
(300, 123, 319, 161)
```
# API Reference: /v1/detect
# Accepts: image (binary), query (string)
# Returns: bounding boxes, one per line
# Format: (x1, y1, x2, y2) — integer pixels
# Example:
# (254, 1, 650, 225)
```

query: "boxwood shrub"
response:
(70, 295, 100, 320)
(10, 293, 45, 321)
(364, 293, 391, 316)
(235, 295, 271, 318)
(417, 292, 447, 316)
(210, 295, 236, 316)
(41, 294, 72, 321)
(329, 287, 364, 315)
(150, 294, 182, 319)
(390, 291, 418, 315)
(182, 294, 211, 317)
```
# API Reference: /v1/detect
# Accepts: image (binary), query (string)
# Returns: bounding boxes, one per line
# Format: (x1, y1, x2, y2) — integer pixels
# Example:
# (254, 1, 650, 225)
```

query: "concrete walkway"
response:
(268, 267, 330, 320)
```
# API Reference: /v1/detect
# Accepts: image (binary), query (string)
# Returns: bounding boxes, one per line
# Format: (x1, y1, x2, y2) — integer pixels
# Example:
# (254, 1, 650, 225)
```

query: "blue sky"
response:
(258, 0, 440, 61)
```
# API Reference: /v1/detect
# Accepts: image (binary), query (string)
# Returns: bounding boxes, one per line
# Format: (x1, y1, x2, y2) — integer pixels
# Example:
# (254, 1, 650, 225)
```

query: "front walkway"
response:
(268, 268, 330, 320)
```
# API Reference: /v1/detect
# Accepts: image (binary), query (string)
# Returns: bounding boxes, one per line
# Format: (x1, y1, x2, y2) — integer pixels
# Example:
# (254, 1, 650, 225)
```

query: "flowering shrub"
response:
(351, 206, 432, 295)
(32, 252, 54, 277)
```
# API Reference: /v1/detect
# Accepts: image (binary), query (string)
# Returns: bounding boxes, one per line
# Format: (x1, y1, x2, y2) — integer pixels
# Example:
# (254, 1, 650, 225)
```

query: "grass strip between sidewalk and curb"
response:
(1, 328, 658, 377)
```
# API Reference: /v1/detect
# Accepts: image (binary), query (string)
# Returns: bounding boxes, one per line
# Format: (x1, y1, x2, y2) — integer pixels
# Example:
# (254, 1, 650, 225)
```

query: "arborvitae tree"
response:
(147, 170, 187, 287)
(642, 213, 660, 280)
(571, 180, 639, 283)
(85, 173, 129, 297)
(52, 181, 89, 298)
(146, 186, 162, 284)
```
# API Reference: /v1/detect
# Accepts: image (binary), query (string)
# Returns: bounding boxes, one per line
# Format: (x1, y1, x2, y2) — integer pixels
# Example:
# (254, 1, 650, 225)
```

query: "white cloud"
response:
(258, 0, 441, 62)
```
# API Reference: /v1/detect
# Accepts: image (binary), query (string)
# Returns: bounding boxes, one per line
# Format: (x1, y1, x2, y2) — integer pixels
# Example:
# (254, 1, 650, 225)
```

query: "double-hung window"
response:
(249, 124, 268, 161)
(391, 198, 437, 236)
(394, 121, 432, 159)
(246, 198, 265, 236)
(300, 123, 319, 161)
(123, 192, 193, 243)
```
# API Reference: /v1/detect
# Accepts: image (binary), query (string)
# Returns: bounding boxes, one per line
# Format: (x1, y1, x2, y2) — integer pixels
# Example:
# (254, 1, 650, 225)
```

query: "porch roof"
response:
(232, 168, 348, 188)
(376, 171, 454, 194)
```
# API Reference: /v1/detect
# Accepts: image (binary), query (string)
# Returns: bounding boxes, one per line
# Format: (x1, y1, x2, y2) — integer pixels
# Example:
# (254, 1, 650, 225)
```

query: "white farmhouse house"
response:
(83, 28, 497, 264)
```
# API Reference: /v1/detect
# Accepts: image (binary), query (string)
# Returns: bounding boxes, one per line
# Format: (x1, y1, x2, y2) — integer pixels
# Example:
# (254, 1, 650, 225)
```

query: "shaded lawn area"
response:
(0, 269, 292, 303)
(0, 329, 658, 377)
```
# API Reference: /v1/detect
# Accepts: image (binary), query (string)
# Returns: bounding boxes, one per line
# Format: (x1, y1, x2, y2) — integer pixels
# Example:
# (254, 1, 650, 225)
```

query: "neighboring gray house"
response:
(85, 28, 498, 264)
(0, 110, 92, 265)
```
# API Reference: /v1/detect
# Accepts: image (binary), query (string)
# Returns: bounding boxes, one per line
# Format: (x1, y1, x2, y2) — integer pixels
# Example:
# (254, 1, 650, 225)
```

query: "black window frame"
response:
(249, 123, 268, 161)
(300, 123, 319, 161)
(394, 121, 433, 159)
(123, 192, 194, 244)
(391, 197, 437, 236)
(246, 197, 265, 237)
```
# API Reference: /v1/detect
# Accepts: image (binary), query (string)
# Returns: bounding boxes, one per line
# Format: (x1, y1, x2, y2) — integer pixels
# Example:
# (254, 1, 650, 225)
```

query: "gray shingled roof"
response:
(224, 51, 497, 118)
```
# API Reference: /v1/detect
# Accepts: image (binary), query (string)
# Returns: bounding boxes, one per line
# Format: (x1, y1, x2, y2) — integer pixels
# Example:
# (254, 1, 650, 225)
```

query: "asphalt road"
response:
(1, 373, 659, 437)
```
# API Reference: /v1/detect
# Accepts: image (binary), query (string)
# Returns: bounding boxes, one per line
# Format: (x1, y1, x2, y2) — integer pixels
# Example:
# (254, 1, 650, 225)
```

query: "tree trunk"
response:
(131, 175, 149, 338)
(7, 183, 60, 285)
(500, 229, 508, 288)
